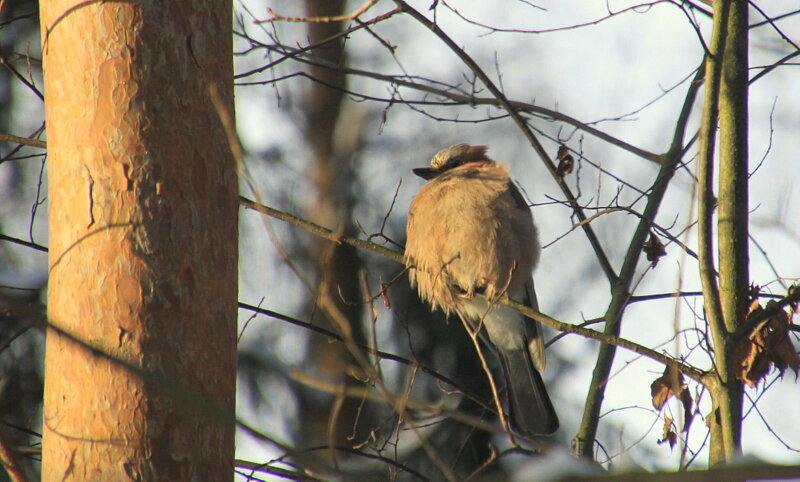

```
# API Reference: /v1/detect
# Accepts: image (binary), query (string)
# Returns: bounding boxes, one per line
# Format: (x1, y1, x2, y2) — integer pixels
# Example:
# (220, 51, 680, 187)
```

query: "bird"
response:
(405, 143, 559, 436)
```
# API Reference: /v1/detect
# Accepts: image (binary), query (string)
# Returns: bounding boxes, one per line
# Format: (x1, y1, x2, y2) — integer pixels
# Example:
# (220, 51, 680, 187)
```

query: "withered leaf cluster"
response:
(651, 365, 693, 444)
(555, 144, 575, 178)
(657, 416, 678, 450)
(643, 231, 667, 267)
(732, 299, 800, 388)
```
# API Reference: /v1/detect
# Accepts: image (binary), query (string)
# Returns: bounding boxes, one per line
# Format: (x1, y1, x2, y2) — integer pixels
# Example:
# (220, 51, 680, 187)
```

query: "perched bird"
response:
(405, 143, 559, 436)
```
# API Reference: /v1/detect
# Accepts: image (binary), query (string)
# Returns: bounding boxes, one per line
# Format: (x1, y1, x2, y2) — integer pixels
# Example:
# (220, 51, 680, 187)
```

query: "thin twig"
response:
(505, 299, 708, 384)
(263, 43, 662, 163)
(257, 0, 378, 24)
(0, 132, 46, 149)
(239, 196, 403, 263)
(237, 302, 494, 413)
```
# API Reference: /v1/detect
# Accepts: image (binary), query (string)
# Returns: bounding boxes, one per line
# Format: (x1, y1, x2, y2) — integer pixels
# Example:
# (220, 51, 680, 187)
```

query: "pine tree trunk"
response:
(40, 1, 238, 479)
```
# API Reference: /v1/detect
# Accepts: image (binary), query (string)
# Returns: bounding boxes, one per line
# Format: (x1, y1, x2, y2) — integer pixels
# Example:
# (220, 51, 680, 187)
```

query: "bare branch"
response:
(257, 0, 379, 24)
(0, 132, 46, 149)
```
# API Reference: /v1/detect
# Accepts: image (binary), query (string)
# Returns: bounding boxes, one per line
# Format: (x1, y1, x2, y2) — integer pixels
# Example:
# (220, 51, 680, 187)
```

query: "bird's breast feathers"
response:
(406, 162, 538, 312)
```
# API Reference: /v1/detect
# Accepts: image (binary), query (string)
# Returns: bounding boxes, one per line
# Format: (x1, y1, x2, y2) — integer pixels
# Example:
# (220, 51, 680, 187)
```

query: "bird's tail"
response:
(497, 347, 559, 436)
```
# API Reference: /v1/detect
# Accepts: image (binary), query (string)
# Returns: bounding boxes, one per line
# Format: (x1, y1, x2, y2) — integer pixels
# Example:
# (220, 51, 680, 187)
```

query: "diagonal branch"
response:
(574, 63, 706, 457)
(239, 196, 403, 263)
(237, 301, 496, 413)
(239, 197, 708, 385)
(0, 132, 47, 149)
(505, 299, 708, 384)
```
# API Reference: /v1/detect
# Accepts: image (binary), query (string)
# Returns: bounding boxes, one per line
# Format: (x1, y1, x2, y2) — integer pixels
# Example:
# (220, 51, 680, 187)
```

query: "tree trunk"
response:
(297, 0, 376, 455)
(40, 1, 237, 479)
(714, 0, 749, 463)
(697, 0, 749, 465)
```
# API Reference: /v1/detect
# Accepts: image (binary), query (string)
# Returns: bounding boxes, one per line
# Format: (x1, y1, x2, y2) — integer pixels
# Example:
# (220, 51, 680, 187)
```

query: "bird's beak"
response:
(412, 167, 439, 180)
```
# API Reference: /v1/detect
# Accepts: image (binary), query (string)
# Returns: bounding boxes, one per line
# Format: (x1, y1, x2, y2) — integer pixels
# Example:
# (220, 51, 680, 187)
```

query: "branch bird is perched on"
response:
(405, 143, 559, 436)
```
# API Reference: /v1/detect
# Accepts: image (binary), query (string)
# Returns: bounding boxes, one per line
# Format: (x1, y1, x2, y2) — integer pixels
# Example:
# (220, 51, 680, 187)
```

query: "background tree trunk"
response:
(39, 1, 237, 479)
(297, 0, 376, 454)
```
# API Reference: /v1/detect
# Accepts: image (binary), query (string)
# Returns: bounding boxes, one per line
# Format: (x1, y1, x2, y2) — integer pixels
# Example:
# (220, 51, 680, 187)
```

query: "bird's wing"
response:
(524, 277, 547, 372)
(505, 180, 547, 371)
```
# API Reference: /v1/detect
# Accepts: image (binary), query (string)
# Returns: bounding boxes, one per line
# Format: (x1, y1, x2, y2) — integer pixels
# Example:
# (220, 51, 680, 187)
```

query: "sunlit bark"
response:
(40, 1, 237, 479)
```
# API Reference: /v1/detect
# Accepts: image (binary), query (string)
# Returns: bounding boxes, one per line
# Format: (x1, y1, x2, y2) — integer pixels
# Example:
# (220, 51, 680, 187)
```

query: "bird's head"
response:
(412, 143, 489, 180)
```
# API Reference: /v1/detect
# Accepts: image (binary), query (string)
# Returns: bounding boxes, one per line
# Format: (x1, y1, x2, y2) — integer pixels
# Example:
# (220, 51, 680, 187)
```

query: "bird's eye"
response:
(443, 156, 465, 170)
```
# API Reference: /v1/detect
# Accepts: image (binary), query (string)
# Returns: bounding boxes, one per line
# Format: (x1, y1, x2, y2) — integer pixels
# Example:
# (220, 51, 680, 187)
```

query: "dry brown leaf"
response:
(643, 231, 667, 267)
(678, 386, 693, 431)
(651, 374, 671, 410)
(666, 430, 677, 449)
(764, 300, 800, 377)
(731, 300, 764, 387)
(733, 299, 799, 387)
(650, 365, 693, 424)
(379, 283, 391, 309)
(657, 416, 677, 450)
(556, 144, 575, 178)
